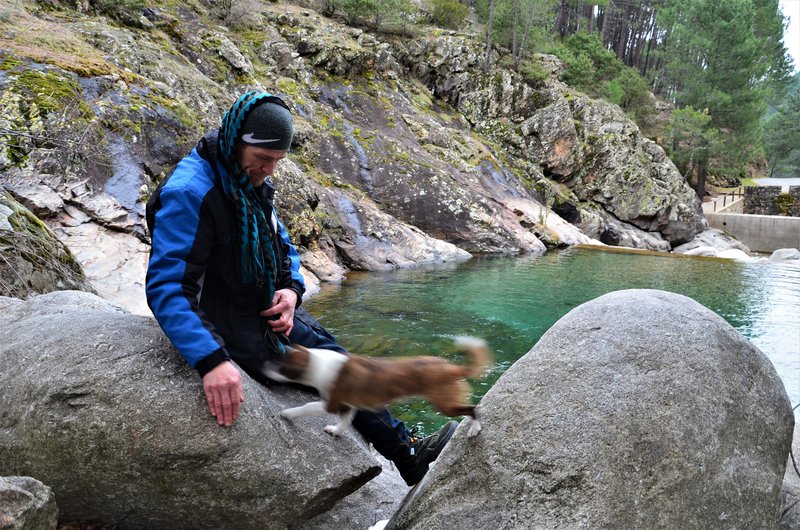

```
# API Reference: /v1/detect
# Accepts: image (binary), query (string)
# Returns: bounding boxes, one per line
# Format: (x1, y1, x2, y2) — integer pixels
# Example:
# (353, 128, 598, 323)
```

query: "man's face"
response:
(237, 144, 287, 187)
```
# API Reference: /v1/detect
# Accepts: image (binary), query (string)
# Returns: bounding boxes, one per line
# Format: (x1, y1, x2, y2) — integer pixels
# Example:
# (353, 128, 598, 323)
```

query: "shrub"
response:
(563, 32, 620, 81)
(614, 66, 655, 127)
(547, 34, 655, 130)
(557, 48, 596, 91)
(330, 0, 416, 30)
(518, 59, 549, 86)
(429, 0, 467, 30)
(90, 0, 145, 21)
(601, 78, 623, 106)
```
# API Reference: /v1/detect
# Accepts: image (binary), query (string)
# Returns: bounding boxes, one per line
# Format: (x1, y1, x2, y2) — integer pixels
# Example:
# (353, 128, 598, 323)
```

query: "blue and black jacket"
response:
(145, 130, 305, 381)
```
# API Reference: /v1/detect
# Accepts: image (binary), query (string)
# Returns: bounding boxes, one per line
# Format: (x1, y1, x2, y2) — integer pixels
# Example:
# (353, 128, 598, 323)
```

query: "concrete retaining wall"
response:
(706, 212, 800, 253)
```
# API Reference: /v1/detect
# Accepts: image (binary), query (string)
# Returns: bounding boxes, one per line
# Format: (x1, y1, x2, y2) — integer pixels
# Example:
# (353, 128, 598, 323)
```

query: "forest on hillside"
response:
(307, 0, 800, 190)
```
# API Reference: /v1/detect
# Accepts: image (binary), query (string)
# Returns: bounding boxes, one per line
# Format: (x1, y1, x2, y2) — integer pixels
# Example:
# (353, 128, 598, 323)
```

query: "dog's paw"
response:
(467, 420, 482, 437)
(323, 424, 344, 436)
(280, 409, 298, 420)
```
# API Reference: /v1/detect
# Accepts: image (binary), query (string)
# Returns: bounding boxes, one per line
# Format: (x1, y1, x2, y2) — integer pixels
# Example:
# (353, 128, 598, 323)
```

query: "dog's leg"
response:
(264, 370, 293, 383)
(466, 418, 482, 437)
(281, 401, 329, 421)
(323, 408, 356, 437)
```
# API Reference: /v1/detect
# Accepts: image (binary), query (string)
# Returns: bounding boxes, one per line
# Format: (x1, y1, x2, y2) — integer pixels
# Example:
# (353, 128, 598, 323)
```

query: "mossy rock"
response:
(774, 193, 794, 216)
(0, 192, 95, 299)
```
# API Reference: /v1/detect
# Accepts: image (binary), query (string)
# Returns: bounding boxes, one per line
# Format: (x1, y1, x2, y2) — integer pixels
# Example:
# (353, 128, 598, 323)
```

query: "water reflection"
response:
(307, 247, 800, 433)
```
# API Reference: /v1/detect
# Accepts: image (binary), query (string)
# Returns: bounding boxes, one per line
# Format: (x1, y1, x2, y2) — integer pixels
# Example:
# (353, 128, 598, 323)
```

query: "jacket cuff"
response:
(195, 348, 231, 378)
(288, 281, 304, 308)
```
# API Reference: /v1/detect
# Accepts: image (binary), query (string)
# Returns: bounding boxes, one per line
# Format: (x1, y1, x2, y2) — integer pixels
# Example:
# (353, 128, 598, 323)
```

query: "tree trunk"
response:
(601, 2, 613, 44)
(555, 0, 568, 37)
(695, 152, 708, 199)
(768, 158, 777, 178)
(511, 0, 520, 68)
(484, 0, 496, 74)
(519, 0, 538, 65)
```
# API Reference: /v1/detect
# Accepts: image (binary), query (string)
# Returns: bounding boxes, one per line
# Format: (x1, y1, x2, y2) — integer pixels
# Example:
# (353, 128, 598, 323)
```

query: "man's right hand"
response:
(202, 361, 244, 427)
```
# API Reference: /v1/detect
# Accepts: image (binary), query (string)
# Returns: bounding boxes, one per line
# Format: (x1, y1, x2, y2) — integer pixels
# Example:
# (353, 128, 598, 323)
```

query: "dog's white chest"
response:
(307, 348, 348, 397)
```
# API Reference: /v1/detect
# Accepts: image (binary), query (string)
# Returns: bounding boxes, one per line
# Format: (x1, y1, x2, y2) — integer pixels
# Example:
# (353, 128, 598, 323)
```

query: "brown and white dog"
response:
(265, 337, 492, 437)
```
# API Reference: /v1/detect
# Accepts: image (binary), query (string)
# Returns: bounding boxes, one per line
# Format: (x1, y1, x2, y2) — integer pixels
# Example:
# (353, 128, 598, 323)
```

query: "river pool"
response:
(305, 247, 800, 434)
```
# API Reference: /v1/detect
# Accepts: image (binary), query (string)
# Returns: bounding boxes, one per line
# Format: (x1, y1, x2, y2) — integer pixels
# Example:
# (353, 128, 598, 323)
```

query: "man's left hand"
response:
(260, 288, 298, 336)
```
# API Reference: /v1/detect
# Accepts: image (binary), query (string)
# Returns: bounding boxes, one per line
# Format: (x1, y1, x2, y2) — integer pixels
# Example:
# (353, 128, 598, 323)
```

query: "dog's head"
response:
(264, 345, 312, 384)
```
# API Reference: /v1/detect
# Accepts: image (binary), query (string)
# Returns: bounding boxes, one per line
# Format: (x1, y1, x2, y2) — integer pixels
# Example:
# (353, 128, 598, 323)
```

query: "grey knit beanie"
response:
(239, 100, 294, 151)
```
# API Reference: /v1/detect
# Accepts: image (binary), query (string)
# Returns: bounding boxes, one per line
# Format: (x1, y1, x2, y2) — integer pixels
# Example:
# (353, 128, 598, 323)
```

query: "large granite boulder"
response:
(0, 476, 58, 530)
(0, 291, 387, 529)
(389, 289, 794, 529)
(672, 228, 751, 256)
(781, 424, 800, 530)
(295, 450, 410, 530)
(0, 191, 94, 299)
(392, 30, 706, 247)
(564, 97, 706, 245)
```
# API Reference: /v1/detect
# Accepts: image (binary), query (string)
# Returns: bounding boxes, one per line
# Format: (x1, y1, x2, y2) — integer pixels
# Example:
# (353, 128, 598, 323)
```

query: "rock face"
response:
(396, 29, 706, 247)
(781, 425, 800, 530)
(672, 228, 751, 256)
(0, 291, 385, 529)
(295, 450, 410, 530)
(0, 192, 94, 299)
(388, 289, 794, 529)
(0, 476, 58, 530)
(1, 2, 708, 312)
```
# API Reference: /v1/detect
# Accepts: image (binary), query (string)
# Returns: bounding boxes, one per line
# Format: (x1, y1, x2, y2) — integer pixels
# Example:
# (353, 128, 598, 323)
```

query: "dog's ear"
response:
(289, 344, 311, 355)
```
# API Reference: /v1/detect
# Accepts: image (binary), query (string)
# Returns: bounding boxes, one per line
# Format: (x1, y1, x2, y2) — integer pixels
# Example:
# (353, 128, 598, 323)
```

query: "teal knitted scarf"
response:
(217, 91, 287, 306)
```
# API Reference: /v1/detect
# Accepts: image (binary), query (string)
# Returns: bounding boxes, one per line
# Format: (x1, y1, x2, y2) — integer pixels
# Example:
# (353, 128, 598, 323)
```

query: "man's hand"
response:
(202, 361, 244, 427)
(260, 288, 298, 336)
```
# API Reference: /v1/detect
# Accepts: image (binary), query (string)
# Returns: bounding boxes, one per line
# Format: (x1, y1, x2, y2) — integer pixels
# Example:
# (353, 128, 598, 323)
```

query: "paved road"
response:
(754, 178, 800, 191)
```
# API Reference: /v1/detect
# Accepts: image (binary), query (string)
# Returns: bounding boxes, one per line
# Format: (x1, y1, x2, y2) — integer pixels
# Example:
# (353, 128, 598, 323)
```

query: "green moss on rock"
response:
(775, 193, 794, 216)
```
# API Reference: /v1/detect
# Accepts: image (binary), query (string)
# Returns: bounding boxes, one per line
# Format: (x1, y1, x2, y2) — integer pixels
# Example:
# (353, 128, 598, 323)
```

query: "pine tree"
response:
(657, 0, 791, 184)
(764, 78, 800, 177)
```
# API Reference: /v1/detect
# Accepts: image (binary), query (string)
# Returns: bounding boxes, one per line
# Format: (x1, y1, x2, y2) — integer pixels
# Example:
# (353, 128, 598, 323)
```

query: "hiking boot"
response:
(398, 420, 459, 486)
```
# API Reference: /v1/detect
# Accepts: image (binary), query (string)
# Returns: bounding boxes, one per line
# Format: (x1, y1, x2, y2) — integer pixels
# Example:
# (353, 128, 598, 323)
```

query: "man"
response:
(145, 91, 455, 486)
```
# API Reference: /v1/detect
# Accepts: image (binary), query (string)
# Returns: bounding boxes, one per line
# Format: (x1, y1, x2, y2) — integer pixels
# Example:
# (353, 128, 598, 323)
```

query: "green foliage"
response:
(657, 0, 791, 177)
(548, 34, 655, 129)
(763, 79, 800, 178)
(601, 78, 623, 106)
(555, 46, 595, 90)
(551, 33, 621, 92)
(331, 0, 417, 30)
(517, 58, 549, 86)
(561, 33, 620, 81)
(475, 0, 557, 57)
(429, 0, 467, 29)
(90, 0, 145, 22)
(666, 106, 717, 179)
(774, 193, 794, 216)
(614, 66, 656, 128)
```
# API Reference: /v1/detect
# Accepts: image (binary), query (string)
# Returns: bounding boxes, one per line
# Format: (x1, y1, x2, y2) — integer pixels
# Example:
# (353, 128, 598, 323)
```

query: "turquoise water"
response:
(305, 247, 800, 434)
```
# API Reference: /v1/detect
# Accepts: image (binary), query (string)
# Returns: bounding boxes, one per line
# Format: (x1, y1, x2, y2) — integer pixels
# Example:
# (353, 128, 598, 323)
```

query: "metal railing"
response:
(711, 186, 744, 212)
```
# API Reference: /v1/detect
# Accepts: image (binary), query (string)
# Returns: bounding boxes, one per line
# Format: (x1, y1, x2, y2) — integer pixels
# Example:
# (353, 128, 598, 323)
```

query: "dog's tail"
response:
(454, 336, 493, 378)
